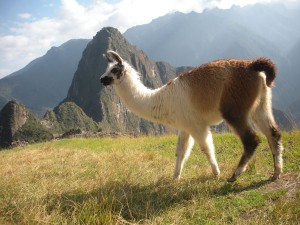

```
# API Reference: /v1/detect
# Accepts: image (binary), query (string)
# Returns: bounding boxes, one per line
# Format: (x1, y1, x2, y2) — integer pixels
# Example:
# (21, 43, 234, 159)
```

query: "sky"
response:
(0, 0, 299, 79)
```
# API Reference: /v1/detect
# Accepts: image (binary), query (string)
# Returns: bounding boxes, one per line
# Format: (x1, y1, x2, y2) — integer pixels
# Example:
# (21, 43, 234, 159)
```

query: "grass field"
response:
(0, 132, 299, 224)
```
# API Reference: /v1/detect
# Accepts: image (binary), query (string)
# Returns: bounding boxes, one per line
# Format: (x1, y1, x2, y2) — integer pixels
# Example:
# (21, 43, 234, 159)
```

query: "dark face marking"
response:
(111, 64, 124, 79)
(100, 64, 124, 86)
(100, 76, 113, 86)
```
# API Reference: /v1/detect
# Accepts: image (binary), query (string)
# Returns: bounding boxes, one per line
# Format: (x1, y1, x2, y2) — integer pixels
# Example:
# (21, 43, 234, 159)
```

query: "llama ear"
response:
(106, 50, 123, 65)
(104, 52, 114, 63)
(103, 53, 111, 62)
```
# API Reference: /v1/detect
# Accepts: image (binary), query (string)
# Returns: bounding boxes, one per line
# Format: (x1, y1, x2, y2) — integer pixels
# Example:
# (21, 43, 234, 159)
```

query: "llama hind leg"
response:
(227, 124, 260, 182)
(193, 128, 220, 176)
(253, 107, 283, 180)
(174, 131, 194, 180)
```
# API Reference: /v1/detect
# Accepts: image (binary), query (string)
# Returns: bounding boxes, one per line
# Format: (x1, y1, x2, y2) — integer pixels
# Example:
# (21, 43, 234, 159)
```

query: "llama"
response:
(100, 50, 283, 182)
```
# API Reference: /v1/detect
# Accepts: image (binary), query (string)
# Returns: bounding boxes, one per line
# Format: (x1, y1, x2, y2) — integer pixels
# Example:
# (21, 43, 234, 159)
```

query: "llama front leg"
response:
(174, 131, 194, 180)
(193, 128, 220, 176)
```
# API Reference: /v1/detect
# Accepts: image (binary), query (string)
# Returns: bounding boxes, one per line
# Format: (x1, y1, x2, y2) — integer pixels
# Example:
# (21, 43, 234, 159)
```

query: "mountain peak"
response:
(92, 27, 124, 46)
(96, 27, 121, 36)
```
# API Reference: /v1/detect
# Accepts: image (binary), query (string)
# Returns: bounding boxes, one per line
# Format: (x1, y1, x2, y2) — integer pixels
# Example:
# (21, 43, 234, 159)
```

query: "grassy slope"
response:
(0, 132, 299, 224)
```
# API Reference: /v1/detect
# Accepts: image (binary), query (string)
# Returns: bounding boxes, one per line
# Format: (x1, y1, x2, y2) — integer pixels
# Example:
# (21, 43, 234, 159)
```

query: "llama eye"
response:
(111, 68, 120, 74)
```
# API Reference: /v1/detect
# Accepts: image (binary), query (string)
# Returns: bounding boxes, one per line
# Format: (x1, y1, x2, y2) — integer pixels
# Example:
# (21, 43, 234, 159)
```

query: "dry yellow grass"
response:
(0, 132, 299, 224)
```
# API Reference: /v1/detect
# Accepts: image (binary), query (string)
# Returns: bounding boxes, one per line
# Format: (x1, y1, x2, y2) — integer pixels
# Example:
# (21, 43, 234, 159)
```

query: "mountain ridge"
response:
(0, 39, 90, 116)
(124, 4, 298, 67)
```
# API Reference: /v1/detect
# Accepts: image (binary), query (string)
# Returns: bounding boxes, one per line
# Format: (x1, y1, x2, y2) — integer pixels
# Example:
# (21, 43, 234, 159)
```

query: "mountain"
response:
(0, 100, 53, 148)
(123, 4, 300, 112)
(60, 27, 187, 134)
(124, 4, 300, 66)
(42, 102, 100, 133)
(285, 39, 300, 126)
(273, 109, 297, 131)
(0, 39, 90, 116)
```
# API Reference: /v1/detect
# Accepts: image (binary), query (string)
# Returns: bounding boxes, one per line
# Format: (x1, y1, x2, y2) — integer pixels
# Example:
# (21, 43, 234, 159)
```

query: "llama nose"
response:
(100, 76, 113, 86)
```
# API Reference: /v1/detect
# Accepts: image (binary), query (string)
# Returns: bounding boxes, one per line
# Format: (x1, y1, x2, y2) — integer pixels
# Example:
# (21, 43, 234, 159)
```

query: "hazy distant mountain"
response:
(285, 39, 300, 126)
(124, 4, 300, 67)
(0, 39, 90, 116)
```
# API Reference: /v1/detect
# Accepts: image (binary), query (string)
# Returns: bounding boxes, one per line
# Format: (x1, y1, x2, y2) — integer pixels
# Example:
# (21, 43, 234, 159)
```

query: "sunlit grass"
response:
(0, 132, 299, 224)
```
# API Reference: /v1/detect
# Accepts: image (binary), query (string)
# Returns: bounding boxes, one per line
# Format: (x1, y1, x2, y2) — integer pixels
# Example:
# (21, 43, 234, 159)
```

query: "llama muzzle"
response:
(100, 76, 113, 86)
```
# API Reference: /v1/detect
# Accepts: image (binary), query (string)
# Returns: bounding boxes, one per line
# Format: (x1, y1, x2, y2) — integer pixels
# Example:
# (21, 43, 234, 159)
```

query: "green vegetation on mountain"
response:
(13, 113, 53, 144)
(44, 102, 100, 133)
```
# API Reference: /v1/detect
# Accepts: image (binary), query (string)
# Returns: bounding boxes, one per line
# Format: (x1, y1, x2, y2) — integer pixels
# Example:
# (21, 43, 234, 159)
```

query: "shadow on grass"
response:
(213, 177, 274, 196)
(44, 176, 274, 223)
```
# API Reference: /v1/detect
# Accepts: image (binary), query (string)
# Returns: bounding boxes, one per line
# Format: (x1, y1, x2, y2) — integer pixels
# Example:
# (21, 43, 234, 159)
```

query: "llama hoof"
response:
(213, 168, 220, 176)
(227, 176, 237, 182)
(213, 170, 220, 179)
(214, 173, 220, 178)
(173, 175, 181, 181)
(271, 173, 281, 181)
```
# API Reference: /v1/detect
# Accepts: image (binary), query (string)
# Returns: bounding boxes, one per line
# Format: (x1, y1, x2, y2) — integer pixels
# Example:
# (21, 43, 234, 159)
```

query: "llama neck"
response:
(114, 67, 170, 124)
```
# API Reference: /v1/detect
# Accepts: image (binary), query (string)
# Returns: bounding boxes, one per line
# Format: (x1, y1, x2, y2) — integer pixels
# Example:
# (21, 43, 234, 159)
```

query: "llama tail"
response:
(249, 58, 277, 87)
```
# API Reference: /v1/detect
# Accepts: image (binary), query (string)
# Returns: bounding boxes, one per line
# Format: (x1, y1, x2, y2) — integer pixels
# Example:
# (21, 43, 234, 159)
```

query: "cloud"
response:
(18, 13, 32, 19)
(0, 0, 299, 78)
(0, 0, 119, 79)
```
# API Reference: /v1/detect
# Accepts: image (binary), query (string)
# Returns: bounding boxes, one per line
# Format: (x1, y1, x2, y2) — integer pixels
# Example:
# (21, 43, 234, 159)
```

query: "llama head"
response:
(100, 50, 125, 86)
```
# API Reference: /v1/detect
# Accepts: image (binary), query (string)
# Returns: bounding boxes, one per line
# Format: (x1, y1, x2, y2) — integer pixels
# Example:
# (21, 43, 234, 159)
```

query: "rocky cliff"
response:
(0, 100, 52, 148)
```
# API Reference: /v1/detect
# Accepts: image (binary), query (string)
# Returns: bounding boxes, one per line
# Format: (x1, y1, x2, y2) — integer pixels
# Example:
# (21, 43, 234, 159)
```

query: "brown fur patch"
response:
(179, 59, 263, 119)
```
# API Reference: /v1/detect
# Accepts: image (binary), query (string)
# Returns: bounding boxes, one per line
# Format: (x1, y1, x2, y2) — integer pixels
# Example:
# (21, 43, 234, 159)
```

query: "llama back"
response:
(177, 59, 271, 121)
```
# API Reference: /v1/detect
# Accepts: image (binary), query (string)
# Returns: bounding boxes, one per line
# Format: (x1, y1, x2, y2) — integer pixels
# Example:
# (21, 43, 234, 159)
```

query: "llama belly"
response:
(146, 102, 223, 132)
(202, 110, 223, 125)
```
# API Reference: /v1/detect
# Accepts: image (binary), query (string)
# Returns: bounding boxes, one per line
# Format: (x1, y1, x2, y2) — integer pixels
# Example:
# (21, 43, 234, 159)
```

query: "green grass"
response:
(0, 132, 299, 224)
